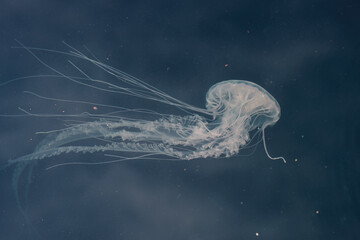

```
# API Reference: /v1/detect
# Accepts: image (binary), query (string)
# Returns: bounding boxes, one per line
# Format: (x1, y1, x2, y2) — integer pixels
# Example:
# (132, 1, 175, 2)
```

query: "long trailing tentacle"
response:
(12, 40, 212, 118)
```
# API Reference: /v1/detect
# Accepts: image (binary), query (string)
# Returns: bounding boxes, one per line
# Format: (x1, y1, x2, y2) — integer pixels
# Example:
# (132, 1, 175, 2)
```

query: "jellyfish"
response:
(9, 79, 284, 165)
(1, 43, 285, 220)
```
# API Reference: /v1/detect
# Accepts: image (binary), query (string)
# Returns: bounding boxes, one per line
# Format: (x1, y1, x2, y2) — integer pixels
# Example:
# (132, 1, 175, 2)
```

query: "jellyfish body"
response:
(7, 79, 283, 167)
(1, 44, 285, 221)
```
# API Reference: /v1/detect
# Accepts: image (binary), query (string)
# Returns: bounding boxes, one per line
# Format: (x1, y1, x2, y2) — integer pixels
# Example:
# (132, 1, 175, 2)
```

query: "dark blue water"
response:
(0, 0, 359, 239)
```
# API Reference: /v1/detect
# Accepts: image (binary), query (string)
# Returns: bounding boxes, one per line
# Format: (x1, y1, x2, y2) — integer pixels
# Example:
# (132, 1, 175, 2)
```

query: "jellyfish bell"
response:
(205, 80, 281, 129)
(204, 80, 285, 162)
